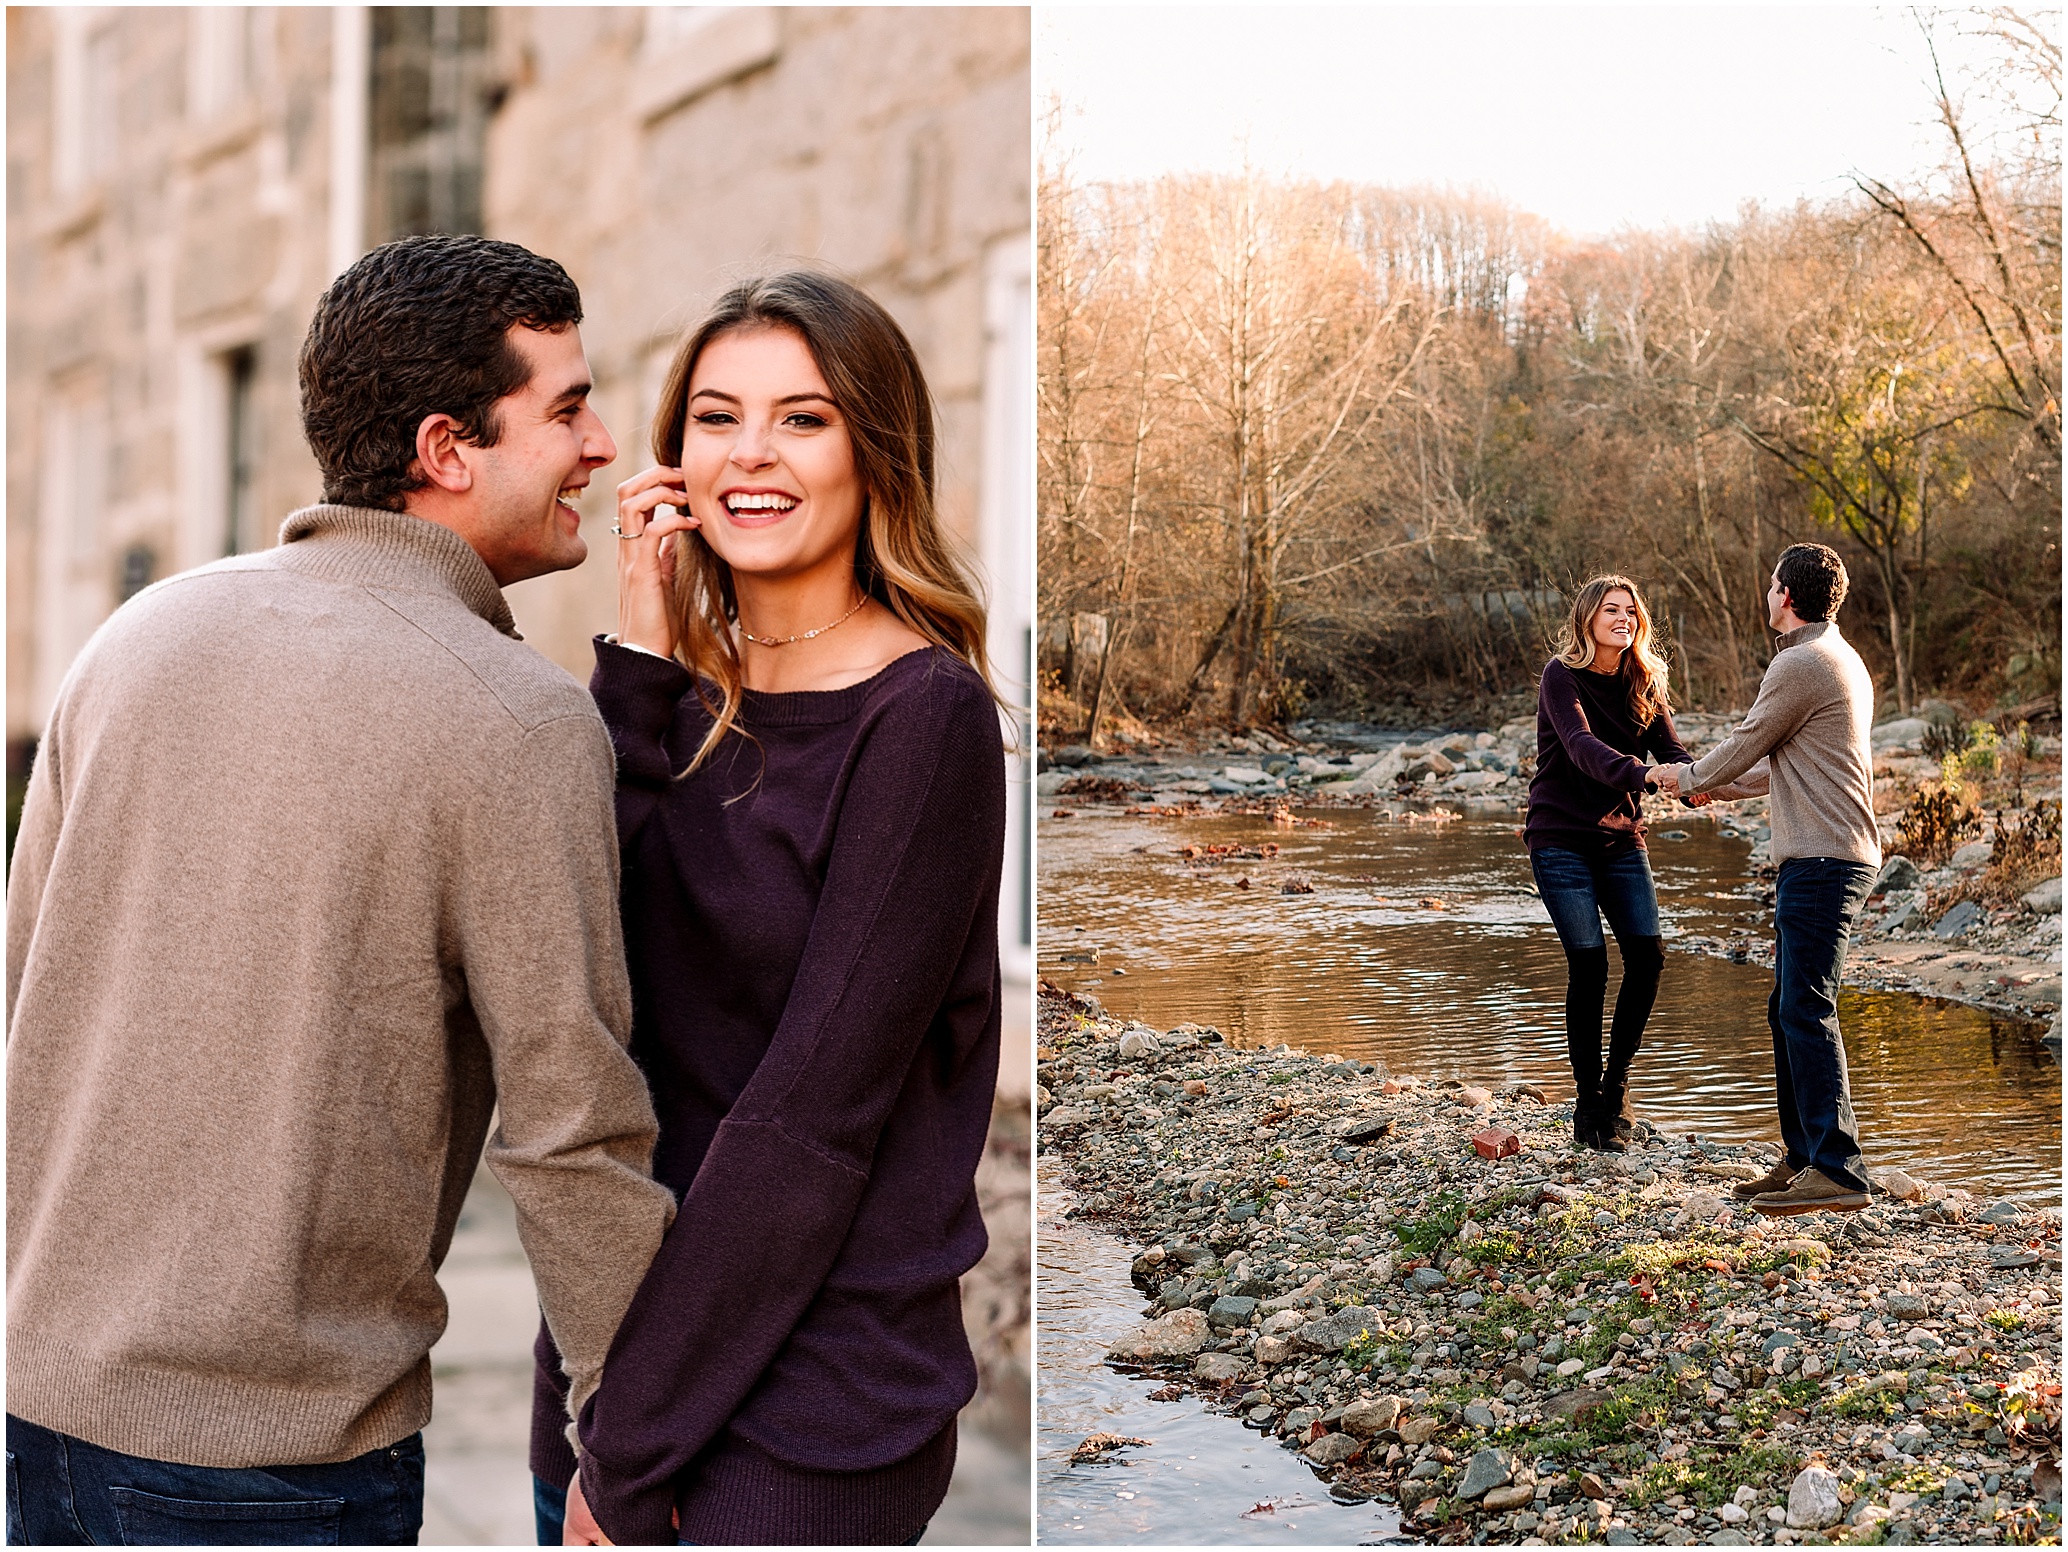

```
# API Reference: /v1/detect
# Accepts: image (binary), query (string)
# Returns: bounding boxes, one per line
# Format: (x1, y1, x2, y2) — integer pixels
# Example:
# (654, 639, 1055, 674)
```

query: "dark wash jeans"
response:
(1530, 844, 1666, 1124)
(6, 1414, 423, 1546)
(1530, 844, 1661, 948)
(530, 1476, 925, 1546)
(1769, 856, 1876, 1193)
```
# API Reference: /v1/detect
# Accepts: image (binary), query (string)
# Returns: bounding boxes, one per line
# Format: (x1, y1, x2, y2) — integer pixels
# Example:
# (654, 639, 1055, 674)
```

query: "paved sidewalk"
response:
(423, 1152, 1030, 1545)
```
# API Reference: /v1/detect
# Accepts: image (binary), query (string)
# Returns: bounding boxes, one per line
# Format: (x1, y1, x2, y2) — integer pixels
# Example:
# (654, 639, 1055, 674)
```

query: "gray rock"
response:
(1787, 1466, 1843, 1529)
(1708, 1531, 1752, 1546)
(1304, 1431, 1363, 1466)
(1871, 718, 1930, 752)
(1544, 1388, 1611, 1421)
(1462, 1403, 1497, 1429)
(1117, 1026, 1163, 1061)
(1208, 1295, 1259, 1330)
(1951, 840, 1994, 869)
(1107, 1307, 1212, 1361)
(1933, 900, 1984, 938)
(1883, 1293, 1929, 1318)
(1456, 1291, 1483, 1311)
(1279, 1405, 1323, 1437)
(1408, 1267, 1448, 1293)
(2023, 877, 2062, 914)
(1872, 855, 1922, 894)
(1341, 1395, 1402, 1437)
(1979, 1201, 2024, 1225)
(1293, 1304, 1383, 1354)
(1458, 1446, 1512, 1499)
(1195, 1351, 1249, 1382)
(1762, 1330, 1801, 1356)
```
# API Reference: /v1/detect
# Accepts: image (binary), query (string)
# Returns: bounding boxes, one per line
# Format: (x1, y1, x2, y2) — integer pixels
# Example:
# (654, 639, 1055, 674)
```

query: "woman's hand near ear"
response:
(616, 467, 696, 658)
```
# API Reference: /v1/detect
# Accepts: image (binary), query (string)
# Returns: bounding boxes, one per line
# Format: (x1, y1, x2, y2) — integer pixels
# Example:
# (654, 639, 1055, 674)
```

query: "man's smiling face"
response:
(456, 324, 617, 586)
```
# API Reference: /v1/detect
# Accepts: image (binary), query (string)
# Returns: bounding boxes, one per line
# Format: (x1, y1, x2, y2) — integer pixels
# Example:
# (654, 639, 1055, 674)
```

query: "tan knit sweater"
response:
(6, 506, 675, 1468)
(1661, 620, 1882, 868)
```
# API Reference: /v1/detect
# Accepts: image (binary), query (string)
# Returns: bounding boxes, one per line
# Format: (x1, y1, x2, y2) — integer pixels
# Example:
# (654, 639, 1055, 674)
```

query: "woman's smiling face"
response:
(680, 325, 865, 583)
(1589, 588, 1638, 659)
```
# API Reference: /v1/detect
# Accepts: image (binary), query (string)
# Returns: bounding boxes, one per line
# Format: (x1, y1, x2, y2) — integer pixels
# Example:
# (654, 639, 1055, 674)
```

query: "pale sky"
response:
(1039, 5, 2013, 237)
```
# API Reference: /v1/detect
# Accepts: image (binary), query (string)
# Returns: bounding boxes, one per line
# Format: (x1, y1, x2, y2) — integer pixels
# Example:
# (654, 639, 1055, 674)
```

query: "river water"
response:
(1039, 805, 2060, 1201)
(1034, 804, 2060, 1544)
(1037, 1162, 1412, 1546)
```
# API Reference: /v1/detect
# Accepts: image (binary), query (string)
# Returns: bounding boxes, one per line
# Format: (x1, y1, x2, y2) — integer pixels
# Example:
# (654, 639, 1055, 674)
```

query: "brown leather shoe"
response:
(1731, 1161, 1800, 1200)
(1749, 1167, 1870, 1216)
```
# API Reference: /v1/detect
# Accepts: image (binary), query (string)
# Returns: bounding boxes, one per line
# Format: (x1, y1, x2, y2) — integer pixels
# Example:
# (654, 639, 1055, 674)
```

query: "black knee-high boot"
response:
(1564, 945, 1610, 1146)
(1600, 935, 1664, 1140)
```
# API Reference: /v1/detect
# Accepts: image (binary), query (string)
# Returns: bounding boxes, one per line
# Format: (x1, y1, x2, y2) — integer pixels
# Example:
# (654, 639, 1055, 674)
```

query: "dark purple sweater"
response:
(1524, 657, 1693, 855)
(529, 641, 1005, 1546)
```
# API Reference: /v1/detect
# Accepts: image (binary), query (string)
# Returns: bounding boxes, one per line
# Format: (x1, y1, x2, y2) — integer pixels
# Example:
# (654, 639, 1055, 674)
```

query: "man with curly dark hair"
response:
(6, 235, 674, 1544)
(1657, 542, 1882, 1217)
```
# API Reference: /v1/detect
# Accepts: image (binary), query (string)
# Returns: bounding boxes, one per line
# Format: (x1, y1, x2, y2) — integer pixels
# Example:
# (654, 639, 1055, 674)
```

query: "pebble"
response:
(1040, 988, 2061, 1547)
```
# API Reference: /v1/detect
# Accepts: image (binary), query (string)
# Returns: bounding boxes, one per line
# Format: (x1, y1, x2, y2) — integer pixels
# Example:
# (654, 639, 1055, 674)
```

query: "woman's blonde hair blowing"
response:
(1554, 574, 1673, 727)
(650, 270, 997, 772)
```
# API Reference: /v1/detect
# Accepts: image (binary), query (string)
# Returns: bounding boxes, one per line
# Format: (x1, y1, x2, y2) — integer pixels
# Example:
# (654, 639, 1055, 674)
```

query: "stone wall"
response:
(9, 3, 1032, 720)
(6, 6, 347, 743)
(481, 6, 1032, 677)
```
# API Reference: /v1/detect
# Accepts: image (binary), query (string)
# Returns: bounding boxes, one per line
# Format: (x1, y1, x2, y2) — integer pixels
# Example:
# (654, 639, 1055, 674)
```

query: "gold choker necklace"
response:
(738, 595, 868, 647)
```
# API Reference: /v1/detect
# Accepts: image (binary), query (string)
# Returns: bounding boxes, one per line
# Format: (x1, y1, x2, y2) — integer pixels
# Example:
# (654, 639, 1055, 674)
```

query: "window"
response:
(188, 7, 255, 122)
(34, 389, 112, 726)
(222, 346, 258, 557)
(367, 7, 492, 241)
(53, 9, 117, 196)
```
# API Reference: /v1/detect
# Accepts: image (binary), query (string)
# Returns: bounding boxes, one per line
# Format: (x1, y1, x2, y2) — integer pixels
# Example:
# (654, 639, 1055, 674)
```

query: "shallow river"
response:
(1037, 1161, 1412, 1545)
(1039, 806, 2059, 1201)
(1035, 805, 2060, 1544)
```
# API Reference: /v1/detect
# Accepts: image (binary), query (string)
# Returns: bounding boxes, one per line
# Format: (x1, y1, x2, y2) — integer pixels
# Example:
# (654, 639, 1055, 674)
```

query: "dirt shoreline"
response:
(1037, 989, 2063, 1547)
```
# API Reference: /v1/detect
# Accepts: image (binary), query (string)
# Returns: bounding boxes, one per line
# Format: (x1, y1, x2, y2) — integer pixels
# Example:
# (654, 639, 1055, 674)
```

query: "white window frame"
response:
(188, 7, 254, 123)
(979, 232, 1035, 984)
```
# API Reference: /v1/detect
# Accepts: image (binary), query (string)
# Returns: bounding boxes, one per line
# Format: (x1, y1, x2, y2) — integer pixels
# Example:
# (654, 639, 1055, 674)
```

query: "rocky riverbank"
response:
(1038, 717, 2063, 1030)
(1038, 987, 2063, 1547)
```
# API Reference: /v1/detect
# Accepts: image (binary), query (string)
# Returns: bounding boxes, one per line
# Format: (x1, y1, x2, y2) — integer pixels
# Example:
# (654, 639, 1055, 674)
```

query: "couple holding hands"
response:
(1525, 549, 1884, 1216)
(8, 236, 1004, 1546)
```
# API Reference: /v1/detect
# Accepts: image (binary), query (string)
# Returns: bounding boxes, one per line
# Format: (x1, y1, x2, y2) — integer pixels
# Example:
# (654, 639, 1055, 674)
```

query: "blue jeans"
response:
(1531, 845, 1665, 1125)
(6, 1414, 423, 1545)
(1770, 856, 1875, 1192)
(532, 1475, 927, 1546)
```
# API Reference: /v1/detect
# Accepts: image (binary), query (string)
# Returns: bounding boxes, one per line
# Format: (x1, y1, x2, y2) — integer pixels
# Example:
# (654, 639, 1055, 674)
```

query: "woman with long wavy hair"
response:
(1525, 575, 1704, 1152)
(531, 271, 1006, 1547)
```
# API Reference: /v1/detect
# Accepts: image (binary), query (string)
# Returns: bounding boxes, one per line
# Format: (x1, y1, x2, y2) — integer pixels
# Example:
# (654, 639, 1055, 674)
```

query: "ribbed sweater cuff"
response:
(674, 1421, 958, 1546)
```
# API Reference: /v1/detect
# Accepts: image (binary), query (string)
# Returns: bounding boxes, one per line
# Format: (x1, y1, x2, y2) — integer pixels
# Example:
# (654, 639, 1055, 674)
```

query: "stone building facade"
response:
(6, 5, 1033, 978)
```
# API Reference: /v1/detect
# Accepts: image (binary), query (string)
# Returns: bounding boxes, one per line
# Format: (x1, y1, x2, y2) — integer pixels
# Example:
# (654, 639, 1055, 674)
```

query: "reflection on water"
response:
(1036, 1162, 1408, 1546)
(1041, 808, 2060, 1200)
